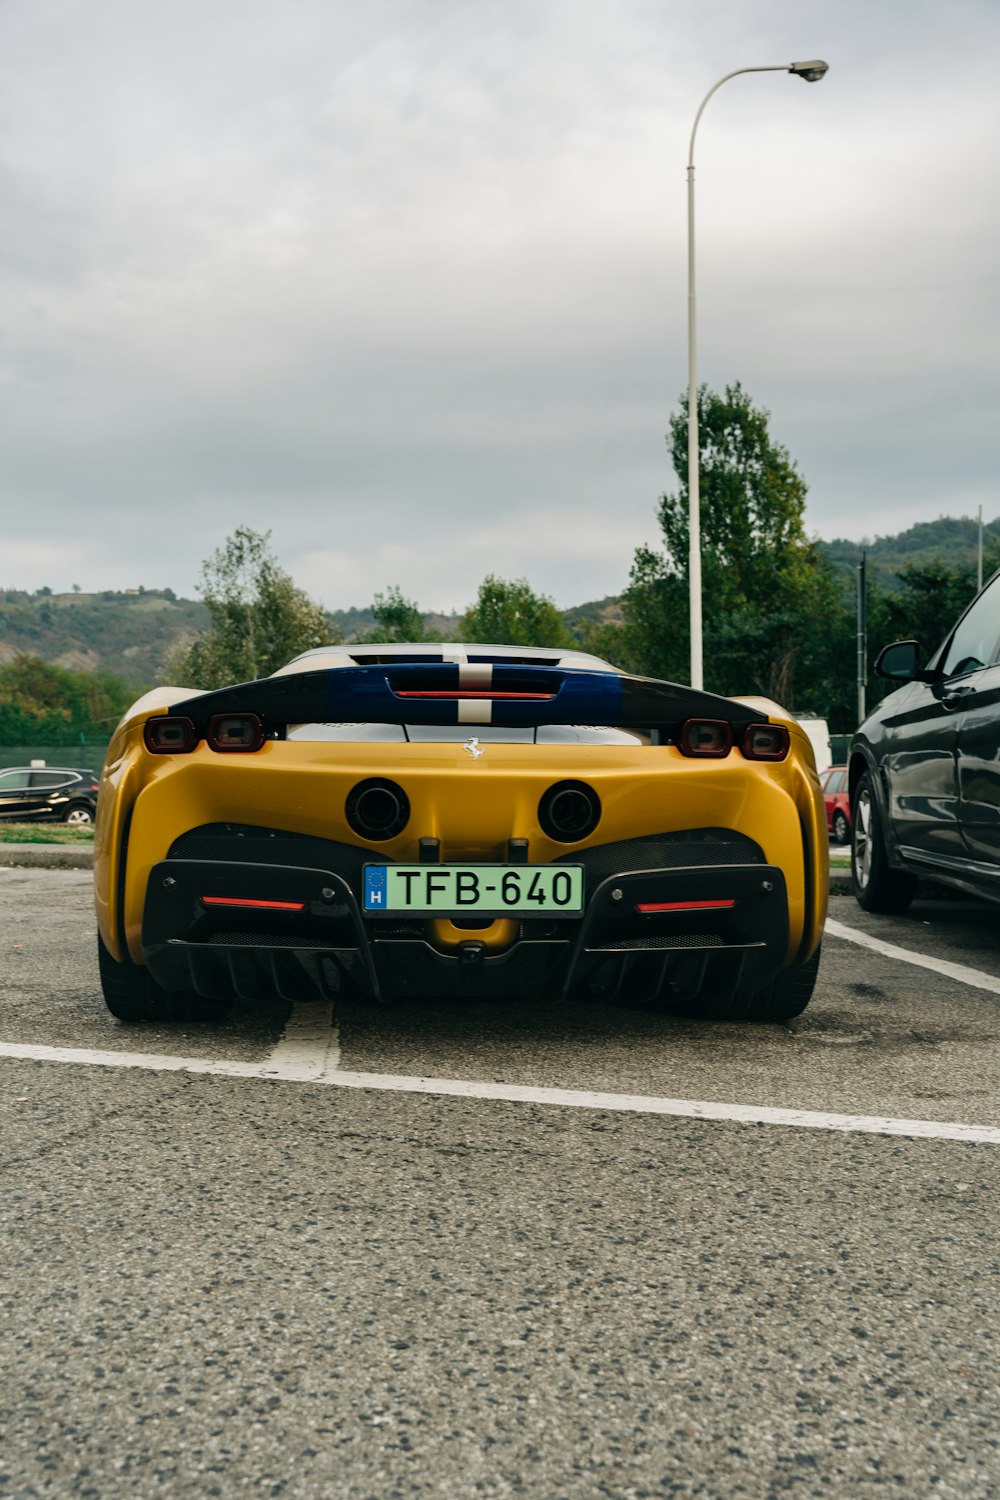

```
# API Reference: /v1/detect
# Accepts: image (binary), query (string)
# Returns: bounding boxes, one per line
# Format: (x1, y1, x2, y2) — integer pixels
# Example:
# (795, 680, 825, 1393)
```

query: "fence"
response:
(0, 744, 109, 773)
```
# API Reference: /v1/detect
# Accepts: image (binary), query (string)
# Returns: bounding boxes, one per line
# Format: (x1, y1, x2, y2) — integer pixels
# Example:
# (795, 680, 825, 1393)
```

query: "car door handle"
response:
(941, 684, 976, 707)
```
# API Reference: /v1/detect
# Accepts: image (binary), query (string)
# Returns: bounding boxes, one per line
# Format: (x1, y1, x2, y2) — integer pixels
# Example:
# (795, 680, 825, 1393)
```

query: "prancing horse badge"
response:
(463, 736, 485, 760)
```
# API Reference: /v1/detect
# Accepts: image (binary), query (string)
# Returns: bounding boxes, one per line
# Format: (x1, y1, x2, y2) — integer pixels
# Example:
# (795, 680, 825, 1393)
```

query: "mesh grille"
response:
(593, 933, 725, 951)
(209, 931, 345, 949)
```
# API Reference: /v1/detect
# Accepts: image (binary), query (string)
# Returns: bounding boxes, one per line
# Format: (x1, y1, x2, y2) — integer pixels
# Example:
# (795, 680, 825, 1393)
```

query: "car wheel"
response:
(97, 933, 230, 1023)
(831, 809, 849, 845)
(695, 946, 822, 1023)
(676, 946, 821, 1024)
(851, 771, 917, 914)
(742, 946, 822, 1022)
(64, 803, 94, 826)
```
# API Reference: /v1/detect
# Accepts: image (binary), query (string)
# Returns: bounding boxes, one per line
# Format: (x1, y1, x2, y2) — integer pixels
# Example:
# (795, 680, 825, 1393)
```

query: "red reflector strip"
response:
(200, 897, 305, 911)
(395, 691, 555, 700)
(636, 899, 736, 913)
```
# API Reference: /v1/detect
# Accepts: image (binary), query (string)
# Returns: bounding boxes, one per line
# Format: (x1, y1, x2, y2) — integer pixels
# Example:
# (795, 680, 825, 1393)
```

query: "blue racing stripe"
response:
(322, 664, 624, 726)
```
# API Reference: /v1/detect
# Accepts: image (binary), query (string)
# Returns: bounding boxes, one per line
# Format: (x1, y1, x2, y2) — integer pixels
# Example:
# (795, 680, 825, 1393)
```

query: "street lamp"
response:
(686, 59, 828, 690)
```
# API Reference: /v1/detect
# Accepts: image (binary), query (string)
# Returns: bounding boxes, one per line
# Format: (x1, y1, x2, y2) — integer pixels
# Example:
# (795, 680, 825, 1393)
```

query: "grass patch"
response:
(0, 822, 95, 845)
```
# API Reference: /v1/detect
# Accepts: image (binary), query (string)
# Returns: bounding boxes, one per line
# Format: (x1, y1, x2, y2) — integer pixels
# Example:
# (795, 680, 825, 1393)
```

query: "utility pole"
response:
(978, 505, 983, 592)
(857, 551, 867, 726)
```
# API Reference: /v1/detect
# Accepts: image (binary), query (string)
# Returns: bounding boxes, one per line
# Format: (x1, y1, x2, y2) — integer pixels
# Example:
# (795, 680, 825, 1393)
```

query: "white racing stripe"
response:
(2, 1039, 999, 1143)
(825, 917, 1000, 996)
(458, 699, 492, 724)
(459, 663, 493, 690)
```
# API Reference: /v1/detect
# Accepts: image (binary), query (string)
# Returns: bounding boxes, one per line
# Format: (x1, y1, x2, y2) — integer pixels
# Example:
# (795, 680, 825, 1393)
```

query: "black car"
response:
(849, 568, 1000, 911)
(0, 766, 100, 825)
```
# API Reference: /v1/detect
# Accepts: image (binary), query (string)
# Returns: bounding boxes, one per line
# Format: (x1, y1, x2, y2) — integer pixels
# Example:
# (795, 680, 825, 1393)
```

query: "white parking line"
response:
(262, 1001, 340, 1080)
(825, 917, 1000, 995)
(2, 1039, 999, 1144)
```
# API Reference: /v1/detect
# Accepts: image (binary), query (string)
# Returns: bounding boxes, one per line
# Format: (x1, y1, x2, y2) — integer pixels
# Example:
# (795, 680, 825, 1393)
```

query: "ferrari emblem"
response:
(463, 736, 485, 760)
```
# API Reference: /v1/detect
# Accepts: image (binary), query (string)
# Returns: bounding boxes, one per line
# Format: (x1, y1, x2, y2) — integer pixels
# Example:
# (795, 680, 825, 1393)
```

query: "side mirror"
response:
(874, 639, 924, 682)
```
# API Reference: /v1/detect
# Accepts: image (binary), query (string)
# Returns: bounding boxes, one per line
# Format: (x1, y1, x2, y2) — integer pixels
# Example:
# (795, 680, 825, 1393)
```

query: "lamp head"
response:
(789, 59, 829, 82)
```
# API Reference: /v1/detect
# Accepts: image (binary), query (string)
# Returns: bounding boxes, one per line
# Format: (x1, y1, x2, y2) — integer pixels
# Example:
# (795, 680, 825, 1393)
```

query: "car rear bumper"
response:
(141, 848, 790, 1005)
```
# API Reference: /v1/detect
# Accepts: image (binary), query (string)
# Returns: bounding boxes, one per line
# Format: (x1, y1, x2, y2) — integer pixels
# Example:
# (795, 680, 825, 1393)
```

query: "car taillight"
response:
(741, 723, 790, 761)
(636, 898, 736, 912)
(206, 712, 266, 753)
(678, 719, 733, 758)
(144, 717, 199, 754)
(200, 896, 304, 911)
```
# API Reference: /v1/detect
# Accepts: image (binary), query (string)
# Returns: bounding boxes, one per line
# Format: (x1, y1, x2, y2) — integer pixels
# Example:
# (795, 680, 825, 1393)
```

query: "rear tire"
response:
(852, 772, 917, 914)
(832, 809, 849, 845)
(64, 803, 94, 825)
(744, 946, 822, 1022)
(679, 946, 822, 1024)
(97, 934, 230, 1023)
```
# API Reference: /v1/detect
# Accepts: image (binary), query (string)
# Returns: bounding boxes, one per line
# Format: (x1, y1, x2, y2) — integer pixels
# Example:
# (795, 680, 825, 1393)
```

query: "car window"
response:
(938, 574, 1000, 679)
(30, 772, 73, 788)
(826, 770, 846, 794)
(0, 770, 32, 789)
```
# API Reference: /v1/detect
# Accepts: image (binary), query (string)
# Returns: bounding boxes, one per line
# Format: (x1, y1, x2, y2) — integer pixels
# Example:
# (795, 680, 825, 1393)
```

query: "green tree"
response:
(170, 528, 335, 688)
(0, 656, 135, 745)
(460, 576, 573, 648)
(880, 559, 981, 658)
(606, 544, 687, 681)
(619, 383, 839, 706)
(367, 585, 429, 643)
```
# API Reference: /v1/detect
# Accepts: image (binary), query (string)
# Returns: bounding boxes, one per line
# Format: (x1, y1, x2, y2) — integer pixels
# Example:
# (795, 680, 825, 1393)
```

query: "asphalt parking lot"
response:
(2, 866, 999, 1499)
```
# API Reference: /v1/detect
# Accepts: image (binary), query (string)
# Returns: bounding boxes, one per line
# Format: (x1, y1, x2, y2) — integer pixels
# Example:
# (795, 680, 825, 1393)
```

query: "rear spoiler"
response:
(166, 663, 768, 736)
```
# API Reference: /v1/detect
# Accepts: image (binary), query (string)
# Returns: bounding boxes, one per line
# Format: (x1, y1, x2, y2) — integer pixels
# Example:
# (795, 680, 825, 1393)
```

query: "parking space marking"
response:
(2, 1039, 999, 1144)
(262, 1000, 339, 1080)
(825, 917, 1000, 995)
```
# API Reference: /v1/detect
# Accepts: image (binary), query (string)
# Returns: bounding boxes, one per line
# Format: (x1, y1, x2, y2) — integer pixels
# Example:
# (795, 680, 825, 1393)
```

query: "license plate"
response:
(363, 864, 584, 917)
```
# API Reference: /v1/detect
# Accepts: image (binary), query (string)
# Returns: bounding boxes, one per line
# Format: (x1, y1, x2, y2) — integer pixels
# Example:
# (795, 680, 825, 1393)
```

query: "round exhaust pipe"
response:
(346, 778, 410, 840)
(539, 780, 601, 843)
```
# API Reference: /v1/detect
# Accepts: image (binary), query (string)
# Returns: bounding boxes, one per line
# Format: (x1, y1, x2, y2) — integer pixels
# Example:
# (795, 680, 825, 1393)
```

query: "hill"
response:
(0, 589, 211, 687)
(0, 590, 468, 686)
(2, 515, 994, 685)
(820, 515, 1000, 591)
(562, 595, 624, 636)
(327, 606, 464, 641)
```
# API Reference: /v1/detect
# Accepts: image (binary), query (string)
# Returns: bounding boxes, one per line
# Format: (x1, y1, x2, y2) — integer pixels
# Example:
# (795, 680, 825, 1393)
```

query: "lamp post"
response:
(686, 59, 828, 690)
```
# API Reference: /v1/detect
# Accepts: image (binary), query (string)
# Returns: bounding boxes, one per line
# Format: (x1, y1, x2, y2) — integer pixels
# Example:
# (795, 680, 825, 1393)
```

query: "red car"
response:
(821, 764, 850, 844)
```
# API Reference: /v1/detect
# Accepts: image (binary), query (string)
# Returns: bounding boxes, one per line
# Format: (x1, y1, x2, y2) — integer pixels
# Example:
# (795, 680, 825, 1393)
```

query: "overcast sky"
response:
(1, 0, 998, 613)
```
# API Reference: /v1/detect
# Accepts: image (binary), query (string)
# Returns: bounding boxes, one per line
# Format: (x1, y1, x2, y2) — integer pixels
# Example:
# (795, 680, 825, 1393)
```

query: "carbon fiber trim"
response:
(210, 932, 345, 948)
(594, 933, 726, 950)
(169, 824, 763, 902)
(166, 662, 767, 736)
(555, 828, 764, 895)
(149, 826, 779, 1005)
(169, 824, 389, 894)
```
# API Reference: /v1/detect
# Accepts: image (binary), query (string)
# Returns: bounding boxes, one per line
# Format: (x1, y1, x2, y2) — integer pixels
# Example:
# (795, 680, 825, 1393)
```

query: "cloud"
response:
(0, 0, 998, 611)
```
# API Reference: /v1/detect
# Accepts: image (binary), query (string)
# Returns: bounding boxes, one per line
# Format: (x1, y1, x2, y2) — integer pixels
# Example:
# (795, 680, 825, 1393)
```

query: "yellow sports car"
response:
(94, 643, 827, 1024)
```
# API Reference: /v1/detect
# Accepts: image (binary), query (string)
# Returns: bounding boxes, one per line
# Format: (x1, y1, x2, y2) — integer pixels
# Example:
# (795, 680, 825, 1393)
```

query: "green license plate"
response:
(363, 864, 584, 917)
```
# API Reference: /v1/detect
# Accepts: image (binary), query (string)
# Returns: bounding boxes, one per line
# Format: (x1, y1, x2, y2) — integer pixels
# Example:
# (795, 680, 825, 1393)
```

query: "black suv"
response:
(0, 766, 100, 825)
(849, 568, 1000, 911)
